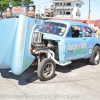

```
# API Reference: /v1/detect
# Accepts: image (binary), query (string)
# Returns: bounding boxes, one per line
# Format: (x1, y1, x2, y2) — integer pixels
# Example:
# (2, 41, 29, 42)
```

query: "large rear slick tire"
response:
(88, 46, 100, 65)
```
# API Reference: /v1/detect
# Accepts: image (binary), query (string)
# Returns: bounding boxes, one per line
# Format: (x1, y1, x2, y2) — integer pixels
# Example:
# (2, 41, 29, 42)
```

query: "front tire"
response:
(37, 58, 56, 81)
(88, 46, 100, 65)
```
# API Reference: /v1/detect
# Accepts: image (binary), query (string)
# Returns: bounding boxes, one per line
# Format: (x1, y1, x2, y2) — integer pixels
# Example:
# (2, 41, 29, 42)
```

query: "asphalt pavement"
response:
(0, 59, 100, 100)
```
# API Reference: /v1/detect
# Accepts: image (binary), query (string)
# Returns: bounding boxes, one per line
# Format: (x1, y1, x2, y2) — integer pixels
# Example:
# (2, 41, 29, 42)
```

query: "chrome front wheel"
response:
(37, 58, 56, 81)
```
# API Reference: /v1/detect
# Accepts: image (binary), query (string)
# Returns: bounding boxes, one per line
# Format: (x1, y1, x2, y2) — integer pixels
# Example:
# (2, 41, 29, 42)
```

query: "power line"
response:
(90, 0, 100, 4)
(35, 1, 52, 5)
(87, 0, 100, 19)
(95, 0, 100, 5)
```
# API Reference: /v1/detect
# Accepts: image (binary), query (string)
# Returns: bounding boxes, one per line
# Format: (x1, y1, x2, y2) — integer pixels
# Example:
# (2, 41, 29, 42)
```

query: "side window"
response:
(84, 27, 92, 37)
(68, 25, 83, 38)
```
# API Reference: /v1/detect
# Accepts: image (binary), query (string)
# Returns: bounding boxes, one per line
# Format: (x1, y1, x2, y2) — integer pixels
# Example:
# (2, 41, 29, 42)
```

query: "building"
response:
(44, 0, 84, 18)
(44, 5, 54, 17)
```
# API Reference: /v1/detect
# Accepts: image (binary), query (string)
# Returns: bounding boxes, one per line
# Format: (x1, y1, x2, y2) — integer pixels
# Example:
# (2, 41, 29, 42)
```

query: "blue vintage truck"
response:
(0, 14, 100, 81)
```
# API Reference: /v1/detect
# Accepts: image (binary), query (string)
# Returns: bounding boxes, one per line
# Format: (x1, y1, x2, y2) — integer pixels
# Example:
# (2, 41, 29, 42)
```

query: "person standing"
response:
(98, 26, 100, 38)
(92, 27, 97, 37)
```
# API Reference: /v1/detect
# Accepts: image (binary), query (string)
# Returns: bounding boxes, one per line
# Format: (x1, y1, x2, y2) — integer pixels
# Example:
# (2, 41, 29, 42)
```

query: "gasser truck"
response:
(0, 14, 100, 81)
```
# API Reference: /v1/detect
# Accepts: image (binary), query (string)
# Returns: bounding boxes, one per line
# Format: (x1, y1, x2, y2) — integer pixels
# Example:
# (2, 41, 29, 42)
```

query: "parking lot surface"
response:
(0, 60, 100, 100)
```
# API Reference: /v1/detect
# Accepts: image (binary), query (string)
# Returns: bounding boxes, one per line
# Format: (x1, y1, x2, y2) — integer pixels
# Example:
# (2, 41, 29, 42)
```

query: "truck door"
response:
(83, 26, 96, 58)
(65, 25, 88, 61)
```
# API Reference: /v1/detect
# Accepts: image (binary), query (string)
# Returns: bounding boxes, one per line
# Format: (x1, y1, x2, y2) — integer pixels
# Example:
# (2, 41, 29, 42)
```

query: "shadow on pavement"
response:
(0, 59, 88, 85)
(56, 59, 88, 73)
(0, 66, 39, 85)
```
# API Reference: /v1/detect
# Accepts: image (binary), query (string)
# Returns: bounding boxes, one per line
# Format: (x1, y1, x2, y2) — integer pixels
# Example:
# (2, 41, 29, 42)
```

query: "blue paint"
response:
(0, 16, 100, 75)
(43, 20, 100, 63)
(0, 14, 42, 75)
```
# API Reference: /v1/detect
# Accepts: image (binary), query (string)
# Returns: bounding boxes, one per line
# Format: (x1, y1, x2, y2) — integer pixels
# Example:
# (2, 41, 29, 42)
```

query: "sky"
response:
(34, 0, 100, 20)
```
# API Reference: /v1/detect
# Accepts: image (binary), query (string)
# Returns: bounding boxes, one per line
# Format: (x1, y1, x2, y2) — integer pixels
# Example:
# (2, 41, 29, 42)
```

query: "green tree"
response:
(10, 0, 34, 6)
(24, 0, 34, 6)
(0, 0, 34, 11)
(0, 0, 9, 11)
(10, 0, 22, 6)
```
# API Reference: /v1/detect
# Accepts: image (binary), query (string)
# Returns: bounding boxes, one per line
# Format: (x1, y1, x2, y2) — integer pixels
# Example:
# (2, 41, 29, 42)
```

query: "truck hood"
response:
(0, 14, 42, 75)
(43, 33, 62, 41)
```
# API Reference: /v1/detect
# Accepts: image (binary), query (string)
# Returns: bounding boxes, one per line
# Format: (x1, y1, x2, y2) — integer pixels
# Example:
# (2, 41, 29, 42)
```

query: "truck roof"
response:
(45, 20, 89, 27)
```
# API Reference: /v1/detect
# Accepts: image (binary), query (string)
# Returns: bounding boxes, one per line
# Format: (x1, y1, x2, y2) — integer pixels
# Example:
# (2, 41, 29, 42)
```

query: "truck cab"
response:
(0, 15, 100, 81)
(31, 20, 100, 81)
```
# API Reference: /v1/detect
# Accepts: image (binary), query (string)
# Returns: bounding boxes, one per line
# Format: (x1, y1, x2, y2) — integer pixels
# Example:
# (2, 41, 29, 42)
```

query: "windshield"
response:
(35, 22, 67, 36)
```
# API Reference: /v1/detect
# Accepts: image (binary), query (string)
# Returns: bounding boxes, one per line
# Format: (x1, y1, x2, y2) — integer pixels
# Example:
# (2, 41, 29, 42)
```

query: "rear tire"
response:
(87, 46, 100, 65)
(37, 58, 56, 81)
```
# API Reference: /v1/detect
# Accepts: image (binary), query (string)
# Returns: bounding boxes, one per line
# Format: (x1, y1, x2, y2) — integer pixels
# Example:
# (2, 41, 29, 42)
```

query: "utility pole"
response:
(88, 0, 90, 19)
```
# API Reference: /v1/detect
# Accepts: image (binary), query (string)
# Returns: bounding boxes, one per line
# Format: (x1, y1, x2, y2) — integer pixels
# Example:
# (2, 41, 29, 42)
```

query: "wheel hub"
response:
(43, 63, 53, 77)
